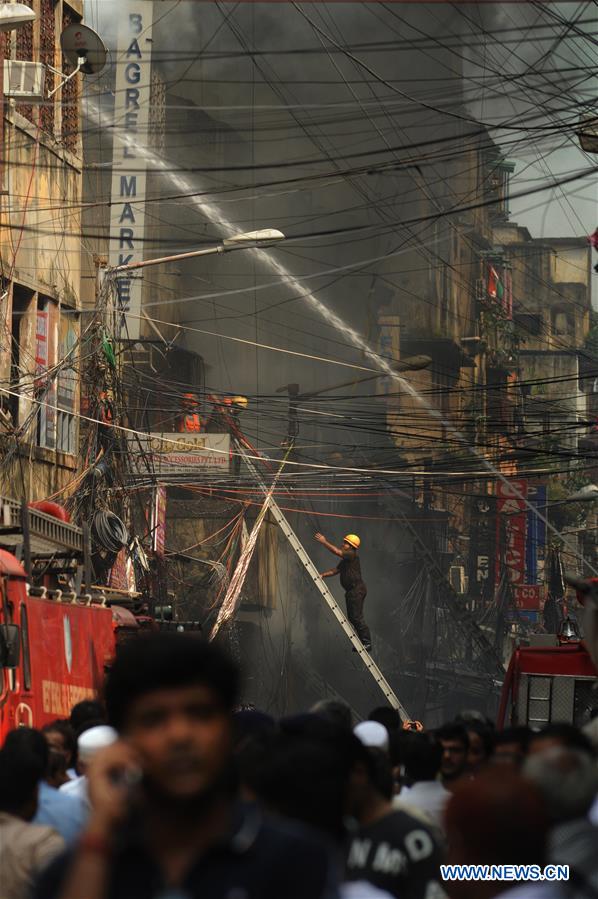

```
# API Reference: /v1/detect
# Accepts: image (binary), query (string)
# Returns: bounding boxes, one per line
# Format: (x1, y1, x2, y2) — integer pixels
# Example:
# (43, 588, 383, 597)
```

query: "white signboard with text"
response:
(131, 434, 231, 477)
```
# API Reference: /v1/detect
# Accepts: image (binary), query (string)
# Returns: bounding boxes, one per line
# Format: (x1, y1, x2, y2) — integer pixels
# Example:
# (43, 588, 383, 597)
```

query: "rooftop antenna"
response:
(47, 22, 107, 98)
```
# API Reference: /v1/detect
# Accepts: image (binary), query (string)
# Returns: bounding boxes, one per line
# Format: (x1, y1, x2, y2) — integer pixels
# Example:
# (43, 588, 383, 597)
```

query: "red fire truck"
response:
(498, 571, 598, 729)
(0, 549, 116, 737)
(0, 496, 204, 741)
(497, 637, 598, 729)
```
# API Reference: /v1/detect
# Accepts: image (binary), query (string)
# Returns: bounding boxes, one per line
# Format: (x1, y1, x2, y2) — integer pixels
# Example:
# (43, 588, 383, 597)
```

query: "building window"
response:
(514, 313, 542, 337)
(14, 0, 35, 125)
(56, 313, 78, 455)
(36, 297, 56, 450)
(9, 286, 34, 429)
(553, 311, 574, 336)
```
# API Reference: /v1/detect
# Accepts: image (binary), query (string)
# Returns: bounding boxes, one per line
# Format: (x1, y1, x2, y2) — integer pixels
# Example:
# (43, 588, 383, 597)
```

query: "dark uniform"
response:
(336, 548, 371, 649)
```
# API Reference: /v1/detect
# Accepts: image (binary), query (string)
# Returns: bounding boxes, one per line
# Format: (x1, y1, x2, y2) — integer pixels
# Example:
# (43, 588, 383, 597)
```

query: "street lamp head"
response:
(392, 354, 432, 373)
(0, 2, 36, 31)
(566, 484, 598, 503)
(222, 229, 285, 248)
(577, 113, 598, 154)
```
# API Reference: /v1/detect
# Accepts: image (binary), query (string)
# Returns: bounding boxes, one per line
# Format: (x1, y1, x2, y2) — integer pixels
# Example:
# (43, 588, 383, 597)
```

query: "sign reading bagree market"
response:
(109, 3, 153, 340)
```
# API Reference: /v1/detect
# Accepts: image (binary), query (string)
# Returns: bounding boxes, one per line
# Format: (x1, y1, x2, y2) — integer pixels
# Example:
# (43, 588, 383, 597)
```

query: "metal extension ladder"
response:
(236, 444, 410, 717)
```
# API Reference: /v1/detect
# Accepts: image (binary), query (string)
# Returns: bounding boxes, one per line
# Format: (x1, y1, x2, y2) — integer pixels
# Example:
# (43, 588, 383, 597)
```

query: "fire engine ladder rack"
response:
(0, 497, 84, 556)
(235, 443, 410, 718)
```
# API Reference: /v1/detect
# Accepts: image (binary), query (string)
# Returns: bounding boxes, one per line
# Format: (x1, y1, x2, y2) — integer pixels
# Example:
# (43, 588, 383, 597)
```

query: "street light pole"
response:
(111, 228, 285, 274)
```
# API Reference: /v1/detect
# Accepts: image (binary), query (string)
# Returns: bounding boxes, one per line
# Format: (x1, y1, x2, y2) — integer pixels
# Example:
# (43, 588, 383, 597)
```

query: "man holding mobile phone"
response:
(33, 633, 339, 899)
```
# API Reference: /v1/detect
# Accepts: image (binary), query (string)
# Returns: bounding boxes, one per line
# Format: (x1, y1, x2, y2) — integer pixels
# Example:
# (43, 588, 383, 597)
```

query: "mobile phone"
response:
(109, 765, 143, 790)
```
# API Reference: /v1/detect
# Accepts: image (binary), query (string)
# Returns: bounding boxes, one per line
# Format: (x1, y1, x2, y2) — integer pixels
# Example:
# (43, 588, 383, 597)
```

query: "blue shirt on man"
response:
(33, 781, 88, 846)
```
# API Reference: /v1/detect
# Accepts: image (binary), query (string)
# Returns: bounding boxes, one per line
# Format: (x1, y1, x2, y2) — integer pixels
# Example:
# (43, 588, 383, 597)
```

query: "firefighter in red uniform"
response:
(176, 394, 201, 433)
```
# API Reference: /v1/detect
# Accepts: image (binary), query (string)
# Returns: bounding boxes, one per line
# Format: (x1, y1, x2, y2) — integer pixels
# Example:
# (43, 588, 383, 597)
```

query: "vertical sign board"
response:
(468, 493, 496, 602)
(496, 479, 528, 587)
(35, 308, 48, 444)
(108, 3, 153, 341)
(151, 485, 167, 558)
(35, 309, 48, 385)
(57, 316, 77, 453)
(526, 484, 546, 584)
(35, 305, 56, 449)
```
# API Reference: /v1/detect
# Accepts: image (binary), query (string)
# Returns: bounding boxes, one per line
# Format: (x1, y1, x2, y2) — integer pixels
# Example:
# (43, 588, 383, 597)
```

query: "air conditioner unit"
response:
(3, 61, 46, 102)
(449, 564, 467, 595)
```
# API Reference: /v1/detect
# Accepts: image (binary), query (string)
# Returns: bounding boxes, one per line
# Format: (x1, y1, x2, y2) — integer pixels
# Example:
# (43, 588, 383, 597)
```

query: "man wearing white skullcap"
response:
(59, 726, 118, 809)
(353, 720, 390, 753)
(346, 719, 444, 898)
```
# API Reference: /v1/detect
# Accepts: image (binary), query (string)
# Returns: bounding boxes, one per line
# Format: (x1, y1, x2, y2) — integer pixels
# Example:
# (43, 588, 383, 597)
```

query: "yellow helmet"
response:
(344, 534, 360, 549)
(232, 396, 248, 410)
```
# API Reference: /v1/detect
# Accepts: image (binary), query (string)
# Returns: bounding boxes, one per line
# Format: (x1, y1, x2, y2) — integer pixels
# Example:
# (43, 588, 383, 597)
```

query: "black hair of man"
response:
(465, 720, 494, 758)
(47, 750, 68, 784)
(493, 727, 532, 751)
(2, 727, 48, 779)
(0, 746, 41, 818)
(367, 747, 394, 800)
(41, 719, 76, 763)
(104, 632, 240, 732)
(233, 709, 275, 751)
(435, 722, 469, 748)
(455, 709, 494, 729)
(368, 706, 402, 732)
(69, 699, 105, 732)
(310, 699, 353, 731)
(255, 717, 373, 841)
(74, 718, 108, 741)
(532, 723, 595, 757)
(388, 729, 411, 768)
(401, 733, 442, 783)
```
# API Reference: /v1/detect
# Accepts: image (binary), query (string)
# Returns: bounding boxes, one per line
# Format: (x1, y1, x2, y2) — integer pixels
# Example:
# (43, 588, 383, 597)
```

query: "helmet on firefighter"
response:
(231, 396, 248, 410)
(182, 393, 199, 408)
(344, 534, 361, 549)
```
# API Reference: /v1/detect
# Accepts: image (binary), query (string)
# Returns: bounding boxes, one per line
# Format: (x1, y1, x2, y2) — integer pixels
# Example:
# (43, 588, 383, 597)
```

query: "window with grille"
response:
(56, 314, 78, 455)
(36, 297, 56, 450)
(14, 0, 35, 124)
(39, 0, 56, 135)
(61, 5, 81, 153)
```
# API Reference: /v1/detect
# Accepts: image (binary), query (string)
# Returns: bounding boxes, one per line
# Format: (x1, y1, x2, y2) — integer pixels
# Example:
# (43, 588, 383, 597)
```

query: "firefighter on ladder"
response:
(176, 393, 201, 433)
(315, 532, 372, 652)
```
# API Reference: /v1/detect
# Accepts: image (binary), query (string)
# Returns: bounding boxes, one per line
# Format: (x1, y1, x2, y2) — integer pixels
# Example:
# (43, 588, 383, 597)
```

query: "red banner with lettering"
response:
(496, 479, 528, 587)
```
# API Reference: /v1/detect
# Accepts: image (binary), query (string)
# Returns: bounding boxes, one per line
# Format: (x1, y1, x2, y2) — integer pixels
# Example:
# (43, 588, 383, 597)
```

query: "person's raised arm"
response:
(314, 532, 342, 557)
(53, 742, 141, 899)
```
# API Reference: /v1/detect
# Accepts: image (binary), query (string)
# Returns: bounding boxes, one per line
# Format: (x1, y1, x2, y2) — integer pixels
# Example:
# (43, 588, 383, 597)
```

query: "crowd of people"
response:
(1, 633, 597, 899)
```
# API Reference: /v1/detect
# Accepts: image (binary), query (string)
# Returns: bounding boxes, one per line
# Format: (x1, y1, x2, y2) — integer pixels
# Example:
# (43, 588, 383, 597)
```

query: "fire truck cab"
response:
(0, 549, 115, 739)
(497, 636, 598, 729)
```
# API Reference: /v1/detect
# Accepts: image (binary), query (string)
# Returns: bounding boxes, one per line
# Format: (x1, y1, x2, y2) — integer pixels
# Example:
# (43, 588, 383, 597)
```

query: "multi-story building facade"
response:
(0, 0, 83, 501)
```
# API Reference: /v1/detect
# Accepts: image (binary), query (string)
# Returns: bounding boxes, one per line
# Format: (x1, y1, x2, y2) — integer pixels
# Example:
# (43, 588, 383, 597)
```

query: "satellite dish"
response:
(0, 3, 36, 32)
(60, 23, 107, 75)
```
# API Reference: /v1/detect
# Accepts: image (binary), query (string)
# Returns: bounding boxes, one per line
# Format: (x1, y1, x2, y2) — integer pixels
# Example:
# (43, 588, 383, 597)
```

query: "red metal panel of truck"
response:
(498, 642, 598, 729)
(0, 549, 115, 740)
